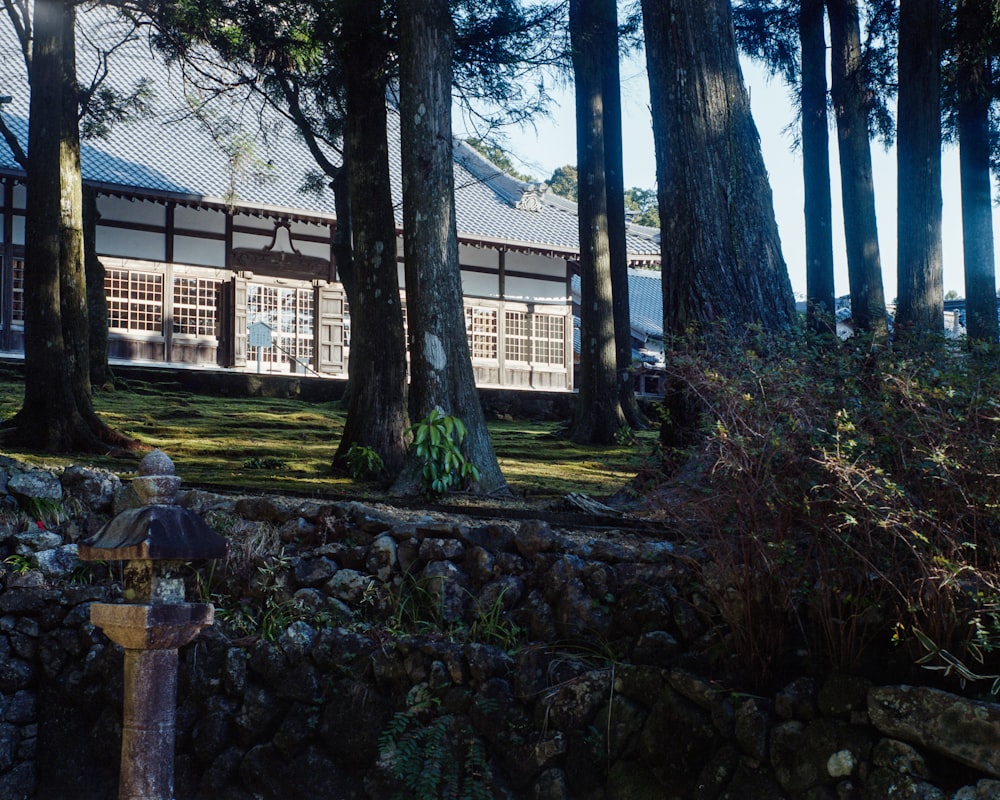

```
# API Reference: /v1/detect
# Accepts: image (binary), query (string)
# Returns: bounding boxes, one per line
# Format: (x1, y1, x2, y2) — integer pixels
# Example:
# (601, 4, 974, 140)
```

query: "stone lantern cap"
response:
(78, 449, 227, 563)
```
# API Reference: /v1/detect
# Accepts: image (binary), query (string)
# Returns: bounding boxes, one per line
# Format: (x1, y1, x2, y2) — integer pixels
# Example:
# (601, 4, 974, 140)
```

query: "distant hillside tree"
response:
(547, 164, 579, 199)
(547, 166, 659, 228)
(625, 187, 659, 227)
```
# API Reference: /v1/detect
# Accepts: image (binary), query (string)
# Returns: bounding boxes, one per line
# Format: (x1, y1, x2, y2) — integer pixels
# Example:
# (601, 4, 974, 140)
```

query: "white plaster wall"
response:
(174, 205, 226, 233)
(174, 234, 226, 267)
(295, 238, 330, 260)
(461, 271, 499, 299)
(507, 252, 567, 279)
(290, 220, 329, 239)
(234, 213, 273, 231)
(96, 226, 166, 261)
(459, 245, 498, 269)
(233, 231, 274, 251)
(97, 196, 166, 226)
(505, 275, 569, 302)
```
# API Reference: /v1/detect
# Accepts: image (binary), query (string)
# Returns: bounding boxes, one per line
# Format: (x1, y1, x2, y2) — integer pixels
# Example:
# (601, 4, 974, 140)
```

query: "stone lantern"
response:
(79, 449, 227, 800)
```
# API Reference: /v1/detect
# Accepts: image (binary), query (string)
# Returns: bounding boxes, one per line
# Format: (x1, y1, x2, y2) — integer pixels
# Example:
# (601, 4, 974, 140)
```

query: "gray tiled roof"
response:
(572, 268, 663, 339)
(0, 7, 661, 262)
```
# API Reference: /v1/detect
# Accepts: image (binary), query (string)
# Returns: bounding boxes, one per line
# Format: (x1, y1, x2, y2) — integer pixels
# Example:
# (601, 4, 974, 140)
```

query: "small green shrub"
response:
(241, 455, 287, 470)
(342, 444, 386, 481)
(408, 409, 481, 498)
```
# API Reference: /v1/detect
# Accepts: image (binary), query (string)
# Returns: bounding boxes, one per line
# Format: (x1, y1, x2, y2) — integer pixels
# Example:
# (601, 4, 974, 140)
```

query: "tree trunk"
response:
(826, 0, 887, 335)
(84, 185, 110, 388)
(3, 0, 136, 453)
(955, 0, 998, 343)
(393, 0, 508, 496)
(599, 0, 646, 429)
(569, 0, 627, 445)
(328, 160, 354, 406)
(894, 0, 943, 338)
(641, 0, 796, 336)
(333, 0, 410, 477)
(800, 0, 836, 334)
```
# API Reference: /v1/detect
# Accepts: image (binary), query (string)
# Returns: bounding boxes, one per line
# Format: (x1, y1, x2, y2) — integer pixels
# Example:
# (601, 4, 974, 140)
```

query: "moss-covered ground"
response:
(0, 367, 656, 505)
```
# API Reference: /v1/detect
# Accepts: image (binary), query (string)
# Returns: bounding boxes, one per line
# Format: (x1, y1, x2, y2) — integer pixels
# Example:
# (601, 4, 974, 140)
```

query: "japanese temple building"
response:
(0, 8, 660, 391)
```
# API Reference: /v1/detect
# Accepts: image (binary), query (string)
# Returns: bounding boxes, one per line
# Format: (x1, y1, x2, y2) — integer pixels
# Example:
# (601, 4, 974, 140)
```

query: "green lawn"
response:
(0, 369, 657, 505)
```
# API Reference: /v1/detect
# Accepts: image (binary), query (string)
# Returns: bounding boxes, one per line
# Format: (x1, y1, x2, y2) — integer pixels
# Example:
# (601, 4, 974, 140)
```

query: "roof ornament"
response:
(265, 223, 300, 255)
(515, 183, 548, 213)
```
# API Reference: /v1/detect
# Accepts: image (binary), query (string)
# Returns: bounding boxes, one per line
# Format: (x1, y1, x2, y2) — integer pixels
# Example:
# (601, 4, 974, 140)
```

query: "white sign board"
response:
(248, 321, 273, 348)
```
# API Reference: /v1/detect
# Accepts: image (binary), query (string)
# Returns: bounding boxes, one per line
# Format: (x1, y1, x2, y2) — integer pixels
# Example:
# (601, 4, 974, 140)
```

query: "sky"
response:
(476, 52, 998, 303)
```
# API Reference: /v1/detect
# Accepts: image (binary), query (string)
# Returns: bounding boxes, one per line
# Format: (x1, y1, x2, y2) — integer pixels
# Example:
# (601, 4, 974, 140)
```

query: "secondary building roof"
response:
(0, 6, 661, 264)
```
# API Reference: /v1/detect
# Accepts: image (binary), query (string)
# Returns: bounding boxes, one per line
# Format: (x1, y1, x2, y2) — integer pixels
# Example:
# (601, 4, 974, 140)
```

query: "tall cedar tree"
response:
(800, 0, 837, 333)
(955, 0, 999, 342)
(827, 0, 888, 333)
(734, 0, 837, 334)
(568, 0, 627, 444)
(333, 0, 410, 475)
(1, 0, 135, 452)
(642, 0, 796, 335)
(894, 0, 943, 337)
(394, 0, 508, 495)
(599, 1, 647, 428)
(147, 0, 411, 474)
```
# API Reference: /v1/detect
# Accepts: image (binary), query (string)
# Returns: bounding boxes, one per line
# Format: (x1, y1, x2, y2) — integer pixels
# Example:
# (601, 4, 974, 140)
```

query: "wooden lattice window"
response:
(106, 269, 163, 332)
(10, 258, 24, 325)
(532, 314, 565, 366)
(465, 306, 497, 360)
(173, 277, 220, 336)
(504, 310, 528, 363)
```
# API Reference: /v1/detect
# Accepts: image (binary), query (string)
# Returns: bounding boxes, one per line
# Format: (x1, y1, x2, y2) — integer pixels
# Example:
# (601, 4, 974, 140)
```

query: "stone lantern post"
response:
(79, 449, 227, 800)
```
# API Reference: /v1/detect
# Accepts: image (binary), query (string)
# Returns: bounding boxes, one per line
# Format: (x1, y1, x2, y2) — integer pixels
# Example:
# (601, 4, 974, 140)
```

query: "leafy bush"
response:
(342, 443, 386, 481)
(645, 329, 1000, 694)
(241, 455, 287, 470)
(408, 409, 481, 498)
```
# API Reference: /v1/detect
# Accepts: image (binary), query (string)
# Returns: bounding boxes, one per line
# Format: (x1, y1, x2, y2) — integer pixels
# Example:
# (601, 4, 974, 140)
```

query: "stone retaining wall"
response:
(0, 458, 998, 799)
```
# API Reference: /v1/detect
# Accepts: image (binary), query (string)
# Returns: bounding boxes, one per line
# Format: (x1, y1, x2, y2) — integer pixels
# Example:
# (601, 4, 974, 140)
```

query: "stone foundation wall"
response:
(0, 458, 997, 799)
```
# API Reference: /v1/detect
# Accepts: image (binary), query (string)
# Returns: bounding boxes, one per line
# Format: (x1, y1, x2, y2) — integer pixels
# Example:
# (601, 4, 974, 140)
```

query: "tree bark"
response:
(84, 185, 110, 388)
(800, 0, 836, 334)
(393, 0, 508, 495)
(642, 0, 796, 336)
(894, 0, 943, 338)
(599, 0, 646, 429)
(569, 0, 627, 445)
(3, 0, 136, 453)
(333, 0, 410, 477)
(955, 0, 998, 343)
(826, 0, 887, 335)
